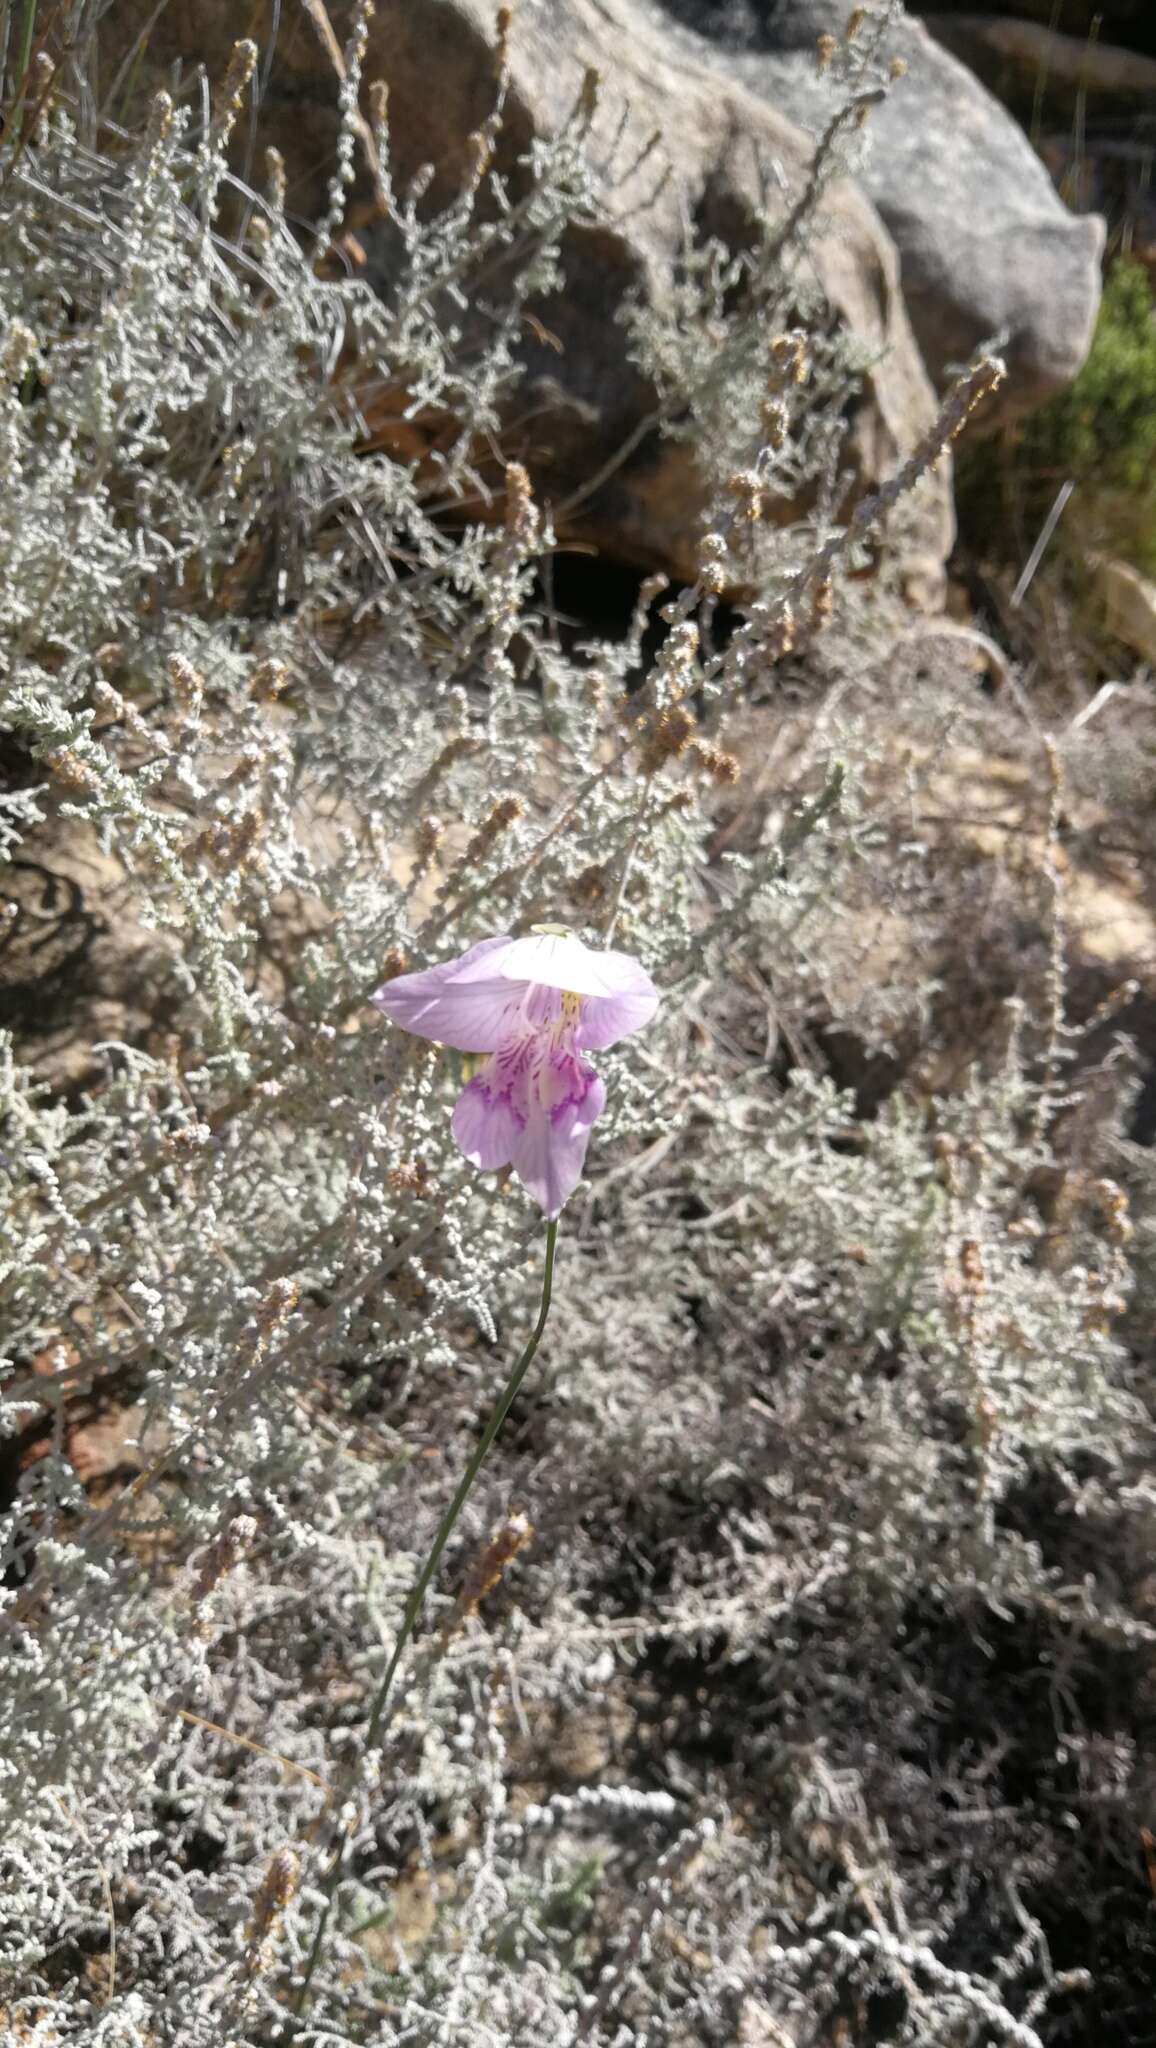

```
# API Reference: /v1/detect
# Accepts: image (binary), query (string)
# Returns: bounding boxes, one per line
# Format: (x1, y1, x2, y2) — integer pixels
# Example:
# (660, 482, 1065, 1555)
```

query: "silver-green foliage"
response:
(0, 23, 1152, 2048)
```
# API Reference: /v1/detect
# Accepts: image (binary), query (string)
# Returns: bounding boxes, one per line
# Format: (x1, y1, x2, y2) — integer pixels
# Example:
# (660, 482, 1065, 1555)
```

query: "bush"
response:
(1, 15, 1154, 2048)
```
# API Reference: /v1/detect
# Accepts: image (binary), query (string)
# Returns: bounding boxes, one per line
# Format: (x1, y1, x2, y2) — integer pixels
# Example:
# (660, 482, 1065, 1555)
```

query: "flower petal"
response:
(577, 962, 661, 1049)
(510, 1065, 606, 1217)
(371, 935, 518, 1051)
(452, 1076, 523, 1170)
(492, 931, 641, 999)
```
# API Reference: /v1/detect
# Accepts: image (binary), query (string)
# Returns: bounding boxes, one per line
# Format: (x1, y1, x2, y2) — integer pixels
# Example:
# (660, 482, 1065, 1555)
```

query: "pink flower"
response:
(371, 930, 660, 1216)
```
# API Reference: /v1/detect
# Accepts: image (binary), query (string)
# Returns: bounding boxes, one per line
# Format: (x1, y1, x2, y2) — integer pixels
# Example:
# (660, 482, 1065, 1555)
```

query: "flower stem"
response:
(294, 1214, 559, 2015)
(365, 1213, 558, 1747)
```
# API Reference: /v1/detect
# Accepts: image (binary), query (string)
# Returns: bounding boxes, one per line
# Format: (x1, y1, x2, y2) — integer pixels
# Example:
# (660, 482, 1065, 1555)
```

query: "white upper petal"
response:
(492, 931, 652, 999)
(380, 930, 660, 1052)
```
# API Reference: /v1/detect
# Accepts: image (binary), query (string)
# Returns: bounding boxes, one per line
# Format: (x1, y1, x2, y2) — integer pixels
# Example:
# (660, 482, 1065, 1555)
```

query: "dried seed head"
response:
(463, 795, 525, 866)
(143, 89, 174, 156)
(959, 1239, 986, 1300)
(577, 65, 601, 123)
(389, 1157, 431, 1194)
(212, 39, 258, 147)
(726, 469, 764, 521)
(760, 397, 789, 449)
(947, 354, 1006, 440)
(490, 795, 523, 832)
(640, 702, 697, 776)
(416, 734, 478, 807)
(192, 809, 264, 871)
(92, 678, 126, 721)
(257, 1278, 299, 1339)
(190, 1513, 258, 1613)
(933, 1132, 963, 1196)
(465, 129, 493, 183)
(367, 78, 388, 135)
(768, 333, 808, 385)
(166, 651, 204, 710)
(246, 1847, 300, 1973)
(692, 742, 741, 787)
(0, 319, 37, 386)
(265, 146, 287, 212)
(250, 657, 290, 703)
(815, 30, 838, 70)
(414, 816, 445, 870)
(889, 55, 908, 80)
(252, 1846, 300, 1925)
(45, 748, 99, 795)
(810, 578, 834, 629)
(455, 1510, 534, 1620)
(572, 861, 608, 904)
(1092, 1178, 1133, 1245)
(661, 621, 699, 675)
(845, 7, 866, 39)
(504, 460, 538, 547)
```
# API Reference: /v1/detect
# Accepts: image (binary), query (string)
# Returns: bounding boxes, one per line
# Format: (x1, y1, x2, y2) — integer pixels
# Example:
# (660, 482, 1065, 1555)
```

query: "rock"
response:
(920, 19, 1156, 276)
(650, 0, 1105, 418)
(713, 700, 1156, 1100)
(921, 0, 1156, 57)
(1098, 557, 1156, 666)
(924, 14, 1156, 114)
(0, 817, 182, 1091)
(109, 0, 952, 585)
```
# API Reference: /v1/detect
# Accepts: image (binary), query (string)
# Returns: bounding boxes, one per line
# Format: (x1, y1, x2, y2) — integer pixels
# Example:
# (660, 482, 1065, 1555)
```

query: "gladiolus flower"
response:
(371, 930, 660, 1216)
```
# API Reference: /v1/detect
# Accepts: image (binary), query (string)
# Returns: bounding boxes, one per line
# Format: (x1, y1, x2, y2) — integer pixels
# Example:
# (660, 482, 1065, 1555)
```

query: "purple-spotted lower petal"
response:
(510, 1065, 606, 1217)
(371, 935, 518, 1051)
(452, 1075, 523, 1170)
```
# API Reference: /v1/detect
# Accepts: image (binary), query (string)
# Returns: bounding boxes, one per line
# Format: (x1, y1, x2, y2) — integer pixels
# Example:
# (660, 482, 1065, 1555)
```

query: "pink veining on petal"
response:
(511, 1063, 605, 1218)
(452, 1074, 523, 1170)
(370, 934, 517, 1051)
(371, 928, 660, 1213)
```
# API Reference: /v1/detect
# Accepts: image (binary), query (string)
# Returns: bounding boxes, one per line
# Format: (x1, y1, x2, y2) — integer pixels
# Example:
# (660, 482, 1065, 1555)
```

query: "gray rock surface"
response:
(653, 0, 1105, 418)
(111, 0, 954, 584)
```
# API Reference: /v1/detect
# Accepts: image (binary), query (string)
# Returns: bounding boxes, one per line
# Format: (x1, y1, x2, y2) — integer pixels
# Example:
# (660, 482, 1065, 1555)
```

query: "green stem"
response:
(10, 0, 37, 132)
(294, 1214, 560, 2015)
(367, 1213, 557, 1745)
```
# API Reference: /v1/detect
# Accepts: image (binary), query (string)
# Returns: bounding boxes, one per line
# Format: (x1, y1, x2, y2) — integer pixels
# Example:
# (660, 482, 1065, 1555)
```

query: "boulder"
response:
(651, 0, 1105, 418)
(1098, 557, 1156, 667)
(108, 0, 953, 585)
(923, 14, 1156, 115)
(920, 0, 1156, 57)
